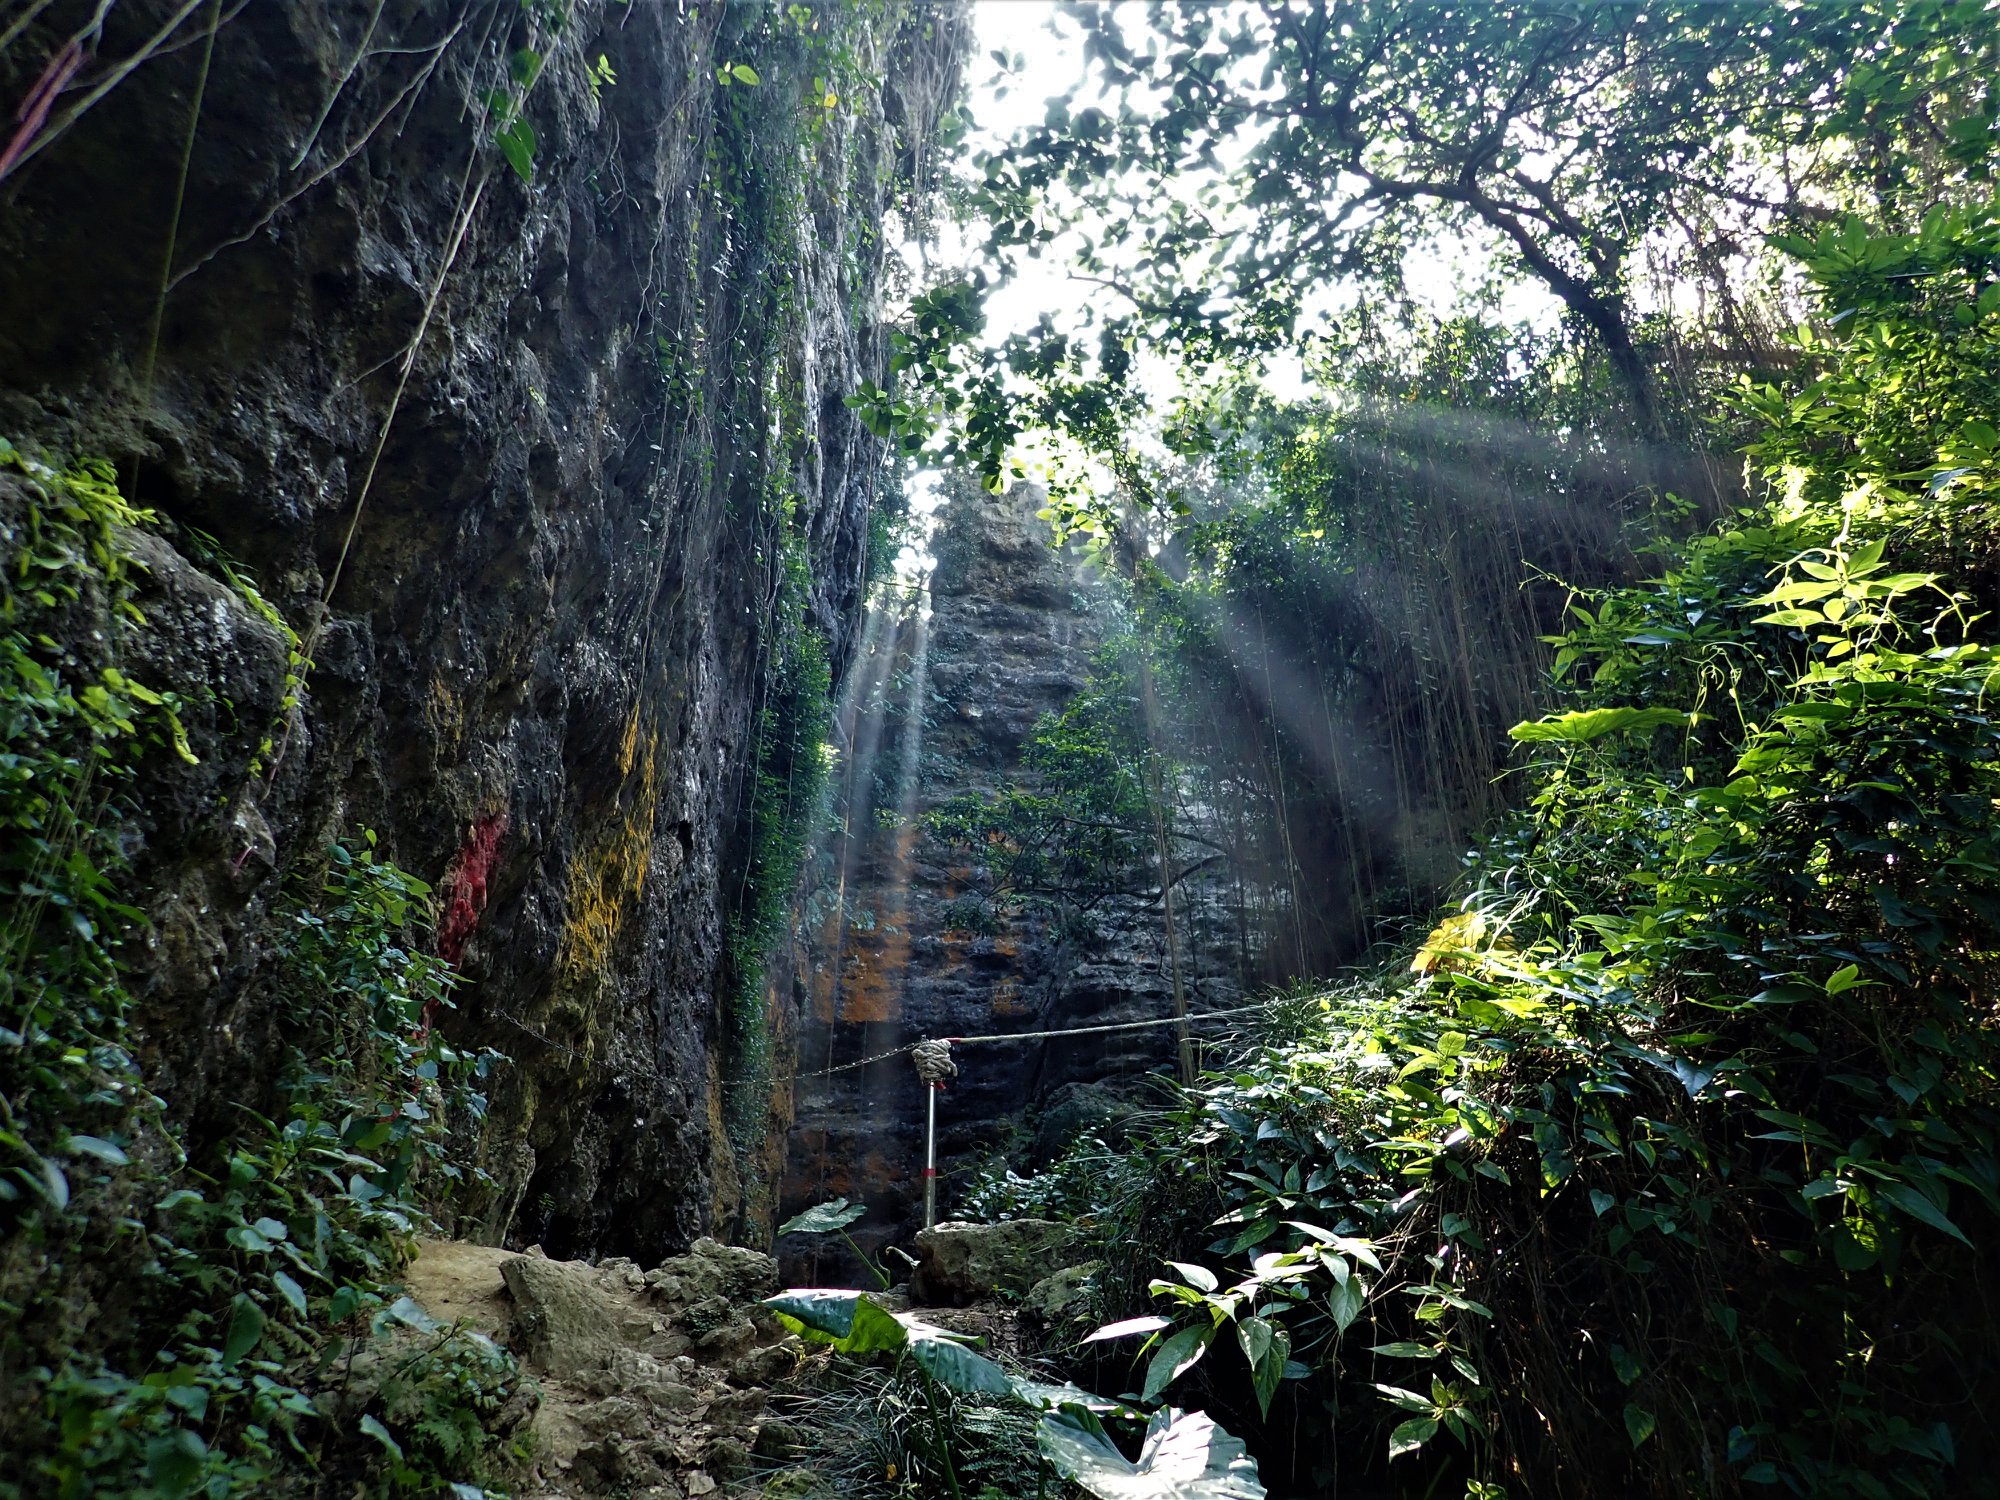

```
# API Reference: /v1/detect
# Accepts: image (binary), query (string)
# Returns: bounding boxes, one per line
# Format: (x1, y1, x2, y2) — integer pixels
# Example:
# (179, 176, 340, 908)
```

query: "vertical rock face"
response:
(0, 1, 964, 1256)
(777, 483, 1252, 1276)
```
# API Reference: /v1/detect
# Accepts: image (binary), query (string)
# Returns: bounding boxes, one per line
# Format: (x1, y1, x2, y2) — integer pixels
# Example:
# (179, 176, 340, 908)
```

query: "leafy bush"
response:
(769, 1287, 1262, 1500)
(1080, 206, 2000, 1498)
(957, 1134, 1134, 1226)
(0, 443, 522, 1498)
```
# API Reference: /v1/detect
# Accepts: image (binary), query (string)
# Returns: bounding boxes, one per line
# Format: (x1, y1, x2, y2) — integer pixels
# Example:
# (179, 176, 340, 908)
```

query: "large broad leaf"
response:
(764, 1288, 859, 1340)
(1509, 707, 1692, 744)
(1012, 1377, 1142, 1418)
(1039, 1405, 1265, 1500)
(765, 1289, 897, 1350)
(777, 1198, 867, 1236)
(909, 1332, 1013, 1395)
(763, 1289, 1006, 1392)
(895, 1309, 983, 1347)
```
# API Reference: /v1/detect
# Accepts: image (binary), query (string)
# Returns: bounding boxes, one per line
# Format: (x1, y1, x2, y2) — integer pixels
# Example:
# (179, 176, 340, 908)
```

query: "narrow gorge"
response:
(4, 4, 1997, 1500)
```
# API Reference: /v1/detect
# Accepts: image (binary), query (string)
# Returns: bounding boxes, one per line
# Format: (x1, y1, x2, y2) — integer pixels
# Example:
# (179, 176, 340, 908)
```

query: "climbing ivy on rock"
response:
(0, 445, 521, 1499)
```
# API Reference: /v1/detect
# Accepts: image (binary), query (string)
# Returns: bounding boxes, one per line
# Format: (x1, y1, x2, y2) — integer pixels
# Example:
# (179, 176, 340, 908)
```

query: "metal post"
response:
(923, 1082, 939, 1229)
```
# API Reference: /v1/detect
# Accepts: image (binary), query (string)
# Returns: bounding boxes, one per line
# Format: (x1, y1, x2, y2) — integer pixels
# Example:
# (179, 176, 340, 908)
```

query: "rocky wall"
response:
(775, 482, 1254, 1278)
(0, 0, 965, 1258)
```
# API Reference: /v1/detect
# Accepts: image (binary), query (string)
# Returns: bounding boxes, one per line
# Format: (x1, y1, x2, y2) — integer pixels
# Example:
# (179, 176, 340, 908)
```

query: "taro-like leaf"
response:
(763, 1289, 906, 1355)
(1011, 1377, 1141, 1418)
(764, 1288, 867, 1342)
(909, 1332, 1012, 1395)
(1039, 1405, 1265, 1500)
(765, 1288, 1006, 1392)
(384, 1294, 440, 1334)
(777, 1197, 867, 1236)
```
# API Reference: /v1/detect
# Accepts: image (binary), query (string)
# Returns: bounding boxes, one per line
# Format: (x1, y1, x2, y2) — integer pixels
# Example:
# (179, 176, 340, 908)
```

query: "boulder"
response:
(501, 1255, 659, 1379)
(647, 1236, 780, 1307)
(1031, 1080, 1147, 1163)
(1022, 1260, 1102, 1332)
(910, 1219, 1086, 1305)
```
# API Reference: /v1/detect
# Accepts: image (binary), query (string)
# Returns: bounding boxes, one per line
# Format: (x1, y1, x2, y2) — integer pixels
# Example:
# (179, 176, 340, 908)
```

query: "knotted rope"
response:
(911, 1037, 958, 1085)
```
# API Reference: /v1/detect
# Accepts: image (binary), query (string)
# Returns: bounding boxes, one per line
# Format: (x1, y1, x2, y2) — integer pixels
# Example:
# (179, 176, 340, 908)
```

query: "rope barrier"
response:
(806, 999, 1283, 1078)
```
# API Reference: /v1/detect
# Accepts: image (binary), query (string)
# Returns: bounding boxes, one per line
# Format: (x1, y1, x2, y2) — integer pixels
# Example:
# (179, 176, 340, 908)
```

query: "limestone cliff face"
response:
(0, 0, 964, 1257)
(777, 483, 1252, 1275)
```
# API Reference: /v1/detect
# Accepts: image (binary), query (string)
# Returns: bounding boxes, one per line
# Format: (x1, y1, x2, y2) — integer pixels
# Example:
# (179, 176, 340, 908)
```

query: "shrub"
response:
(1081, 206, 2000, 1499)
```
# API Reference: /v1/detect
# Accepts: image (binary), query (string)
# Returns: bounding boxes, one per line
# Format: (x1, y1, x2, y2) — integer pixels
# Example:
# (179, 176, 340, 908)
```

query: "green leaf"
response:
(1011, 1378, 1141, 1418)
(273, 1270, 309, 1319)
(145, 1427, 207, 1497)
(1085, 1314, 1174, 1343)
(63, 1134, 128, 1166)
(1876, 1181, 1973, 1245)
(1038, 1405, 1266, 1499)
(1388, 1417, 1437, 1460)
(1368, 1341, 1434, 1359)
(358, 1413, 403, 1461)
(763, 1289, 910, 1355)
(1239, 1317, 1290, 1418)
(1326, 1275, 1365, 1332)
(730, 62, 762, 85)
(496, 119, 536, 183)
(384, 1294, 440, 1333)
(1624, 1403, 1657, 1448)
(1510, 707, 1692, 744)
(765, 1289, 865, 1342)
(1144, 1324, 1211, 1400)
(1167, 1260, 1219, 1292)
(909, 1333, 1012, 1395)
(222, 1294, 266, 1368)
(777, 1197, 867, 1236)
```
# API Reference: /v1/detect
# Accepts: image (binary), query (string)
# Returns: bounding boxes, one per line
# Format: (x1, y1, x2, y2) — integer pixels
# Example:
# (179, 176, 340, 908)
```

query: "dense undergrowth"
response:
(964, 208, 2000, 1499)
(0, 444, 521, 1498)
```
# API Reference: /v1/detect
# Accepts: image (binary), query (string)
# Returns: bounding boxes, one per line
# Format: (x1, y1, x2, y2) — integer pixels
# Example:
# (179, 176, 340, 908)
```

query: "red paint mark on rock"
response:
(438, 813, 508, 967)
